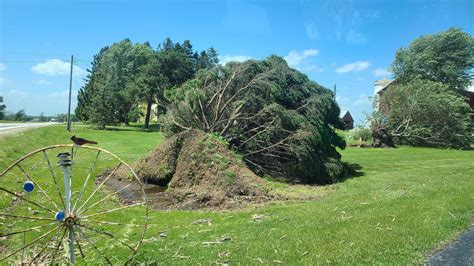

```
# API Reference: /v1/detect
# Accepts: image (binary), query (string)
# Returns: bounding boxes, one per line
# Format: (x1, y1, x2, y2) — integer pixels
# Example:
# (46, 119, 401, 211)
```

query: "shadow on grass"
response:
(343, 162, 365, 180)
(265, 162, 364, 187)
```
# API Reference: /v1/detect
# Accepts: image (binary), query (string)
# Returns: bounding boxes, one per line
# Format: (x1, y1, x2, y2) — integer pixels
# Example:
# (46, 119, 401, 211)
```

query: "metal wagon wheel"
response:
(0, 144, 148, 264)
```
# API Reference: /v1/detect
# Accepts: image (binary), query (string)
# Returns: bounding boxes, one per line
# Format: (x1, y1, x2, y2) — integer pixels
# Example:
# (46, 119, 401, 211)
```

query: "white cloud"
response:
(7, 89, 29, 97)
(31, 59, 85, 76)
(372, 68, 391, 78)
(284, 49, 323, 73)
(284, 49, 319, 66)
(0, 63, 6, 71)
(305, 23, 318, 40)
(336, 61, 371, 74)
(36, 79, 54, 86)
(219, 55, 253, 65)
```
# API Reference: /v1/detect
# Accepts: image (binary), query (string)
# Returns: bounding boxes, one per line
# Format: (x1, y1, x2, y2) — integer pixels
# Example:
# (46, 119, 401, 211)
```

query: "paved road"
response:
(429, 226, 474, 265)
(0, 123, 53, 136)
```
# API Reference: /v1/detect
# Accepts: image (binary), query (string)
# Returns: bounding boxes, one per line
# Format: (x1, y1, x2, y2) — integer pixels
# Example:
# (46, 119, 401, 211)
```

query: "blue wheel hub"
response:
(55, 211, 65, 221)
(23, 181, 34, 193)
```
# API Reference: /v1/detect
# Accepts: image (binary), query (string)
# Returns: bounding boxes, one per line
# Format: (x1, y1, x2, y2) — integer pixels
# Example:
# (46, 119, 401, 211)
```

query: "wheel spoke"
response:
(81, 202, 145, 219)
(81, 219, 142, 227)
(76, 224, 135, 252)
(0, 222, 57, 237)
(0, 224, 59, 262)
(71, 150, 101, 213)
(43, 150, 66, 210)
(50, 226, 68, 264)
(73, 228, 85, 259)
(77, 226, 113, 265)
(0, 187, 56, 214)
(77, 182, 132, 215)
(17, 164, 60, 211)
(75, 162, 122, 214)
(0, 213, 57, 222)
(28, 225, 64, 265)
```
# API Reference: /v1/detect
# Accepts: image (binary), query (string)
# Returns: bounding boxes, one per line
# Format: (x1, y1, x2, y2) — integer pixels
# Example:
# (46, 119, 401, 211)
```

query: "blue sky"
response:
(0, 0, 472, 124)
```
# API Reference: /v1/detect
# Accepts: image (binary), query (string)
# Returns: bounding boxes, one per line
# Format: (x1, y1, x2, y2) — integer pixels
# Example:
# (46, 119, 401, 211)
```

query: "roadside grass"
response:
(0, 124, 164, 168)
(0, 120, 21, 123)
(0, 126, 473, 264)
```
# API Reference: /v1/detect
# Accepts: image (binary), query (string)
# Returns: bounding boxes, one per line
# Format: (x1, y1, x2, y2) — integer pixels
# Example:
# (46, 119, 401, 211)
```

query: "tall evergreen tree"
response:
(0, 96, 6, 120)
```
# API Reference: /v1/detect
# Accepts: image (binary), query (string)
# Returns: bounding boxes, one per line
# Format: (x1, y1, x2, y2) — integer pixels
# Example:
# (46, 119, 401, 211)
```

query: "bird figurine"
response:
(71, 135, 98, 146)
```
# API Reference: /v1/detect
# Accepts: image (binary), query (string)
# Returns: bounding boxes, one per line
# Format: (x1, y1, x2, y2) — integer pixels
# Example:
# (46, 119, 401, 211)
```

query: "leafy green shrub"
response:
(350, 127, 372, 142)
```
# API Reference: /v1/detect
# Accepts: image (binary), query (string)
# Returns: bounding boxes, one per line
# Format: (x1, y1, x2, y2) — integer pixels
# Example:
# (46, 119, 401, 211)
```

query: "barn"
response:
(341, 110, 354, 130)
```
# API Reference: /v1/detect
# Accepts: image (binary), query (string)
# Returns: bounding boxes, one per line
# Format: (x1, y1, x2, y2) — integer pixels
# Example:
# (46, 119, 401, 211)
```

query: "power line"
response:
(0, 52, 73, 57)
(0, 59, 72, 63)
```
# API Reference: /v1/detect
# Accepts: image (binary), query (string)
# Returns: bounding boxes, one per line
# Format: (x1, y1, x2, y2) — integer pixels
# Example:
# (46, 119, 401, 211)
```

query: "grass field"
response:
(0, 125, 473, 264)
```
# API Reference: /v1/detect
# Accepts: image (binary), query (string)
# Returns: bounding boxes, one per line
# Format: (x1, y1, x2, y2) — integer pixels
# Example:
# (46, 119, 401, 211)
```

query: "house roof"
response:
(375, 79, 395, 95)
(341, 111, 353, 121)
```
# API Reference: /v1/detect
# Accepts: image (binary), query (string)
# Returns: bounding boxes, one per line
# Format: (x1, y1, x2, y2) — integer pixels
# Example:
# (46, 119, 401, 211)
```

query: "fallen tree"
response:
(162, 56, 348, 184)
(376, 79, 472, 148)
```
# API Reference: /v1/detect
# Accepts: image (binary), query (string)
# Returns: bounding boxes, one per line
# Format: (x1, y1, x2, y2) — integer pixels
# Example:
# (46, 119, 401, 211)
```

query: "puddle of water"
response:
(144, 185, 167, 194)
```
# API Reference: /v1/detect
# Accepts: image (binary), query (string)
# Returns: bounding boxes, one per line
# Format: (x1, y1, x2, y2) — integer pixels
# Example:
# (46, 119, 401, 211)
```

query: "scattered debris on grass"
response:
(218, 251, 230, 257)
(192, 218, 213, 225)
(202, 237, 232, 246)
(251, 214, 266, 222)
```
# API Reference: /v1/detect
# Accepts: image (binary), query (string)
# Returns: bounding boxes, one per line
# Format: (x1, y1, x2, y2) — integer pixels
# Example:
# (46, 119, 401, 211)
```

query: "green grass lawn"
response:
(0, 120, 22, 123)
(0, 125, 473, 264)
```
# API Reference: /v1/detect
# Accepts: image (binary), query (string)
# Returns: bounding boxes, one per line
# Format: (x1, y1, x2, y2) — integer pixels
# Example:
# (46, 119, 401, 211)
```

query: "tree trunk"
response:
(372, 127, 396, 148)
(144, 99, 152, 129)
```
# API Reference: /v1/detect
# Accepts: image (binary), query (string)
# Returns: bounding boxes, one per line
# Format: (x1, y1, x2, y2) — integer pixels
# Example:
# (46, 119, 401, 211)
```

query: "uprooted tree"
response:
(375, 79, 472, 148)
(163, 56, 348, 184)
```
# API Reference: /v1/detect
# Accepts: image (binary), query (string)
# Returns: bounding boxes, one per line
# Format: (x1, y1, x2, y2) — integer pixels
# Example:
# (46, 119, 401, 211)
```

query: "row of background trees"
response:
(1, 95, 76, 122)
(76, 38, 218, 129)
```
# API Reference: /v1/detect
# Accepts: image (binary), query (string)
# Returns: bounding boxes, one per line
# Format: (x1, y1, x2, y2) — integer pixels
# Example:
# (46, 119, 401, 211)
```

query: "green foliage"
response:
(224, 170, 236, 186)
(380, 79, 472, 148)
(76, 38, 219, 129)
(0, 96, 6, 120)
(349, 127, 372, 142)
(165, 56, 347, 184)
(391, 28, 474, 90)
(14, 109, 26, 121)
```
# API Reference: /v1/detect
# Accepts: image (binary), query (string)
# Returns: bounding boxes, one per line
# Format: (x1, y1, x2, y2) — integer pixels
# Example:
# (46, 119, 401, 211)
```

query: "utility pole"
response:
(67, 55, 73, 132)
(333, 84, 337, 99)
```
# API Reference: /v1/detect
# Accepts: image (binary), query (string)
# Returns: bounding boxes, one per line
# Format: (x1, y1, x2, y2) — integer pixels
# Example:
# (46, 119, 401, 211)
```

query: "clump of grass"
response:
(349, 127, 372, 141)
(224, 171, 236, 186)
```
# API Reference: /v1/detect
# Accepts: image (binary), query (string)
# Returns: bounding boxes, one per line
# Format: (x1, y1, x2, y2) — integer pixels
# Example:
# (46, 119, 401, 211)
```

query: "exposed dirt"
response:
(112, 129, 274, 210)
